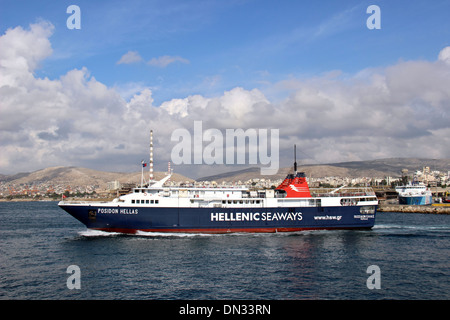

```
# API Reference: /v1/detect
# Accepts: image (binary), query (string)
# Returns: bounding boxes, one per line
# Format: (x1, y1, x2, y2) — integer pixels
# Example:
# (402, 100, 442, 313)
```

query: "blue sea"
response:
(1, 201, 449, 301)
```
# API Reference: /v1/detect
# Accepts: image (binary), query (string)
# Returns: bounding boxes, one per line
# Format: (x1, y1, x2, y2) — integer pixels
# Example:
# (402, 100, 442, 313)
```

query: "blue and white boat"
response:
(58, 132, 378, 234)
(395, 182, 433, 205)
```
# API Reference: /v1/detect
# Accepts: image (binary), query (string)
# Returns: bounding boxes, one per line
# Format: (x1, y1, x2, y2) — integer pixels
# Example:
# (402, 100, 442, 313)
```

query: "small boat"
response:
(395, 182, 433, 205)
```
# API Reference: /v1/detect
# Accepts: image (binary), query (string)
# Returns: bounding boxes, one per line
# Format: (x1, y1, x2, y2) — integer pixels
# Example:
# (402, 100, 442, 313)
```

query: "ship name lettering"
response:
(97, 208, 138, 214)
(97, 208, 119, 214)
(120, 208, 138, 215)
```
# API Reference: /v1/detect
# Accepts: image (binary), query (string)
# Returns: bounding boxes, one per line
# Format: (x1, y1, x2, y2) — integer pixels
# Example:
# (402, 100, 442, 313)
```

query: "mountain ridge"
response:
(197, 158, 450, 182)
(1, 158, 449, 186)
(0, 166, 194, 188)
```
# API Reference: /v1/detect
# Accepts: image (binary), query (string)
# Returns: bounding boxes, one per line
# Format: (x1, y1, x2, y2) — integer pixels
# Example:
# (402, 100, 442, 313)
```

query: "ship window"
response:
(150, 200, 154, 204)
(146, 200, 149, 204)
(132, 200, 135, 203)
(155, 200, 159, 204)
(222, 200, 226, 204)
(256, 200, 260, 204)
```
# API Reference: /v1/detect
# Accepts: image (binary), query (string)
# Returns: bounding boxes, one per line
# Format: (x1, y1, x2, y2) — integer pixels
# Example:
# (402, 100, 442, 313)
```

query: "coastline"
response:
(378, 203, 450, 214)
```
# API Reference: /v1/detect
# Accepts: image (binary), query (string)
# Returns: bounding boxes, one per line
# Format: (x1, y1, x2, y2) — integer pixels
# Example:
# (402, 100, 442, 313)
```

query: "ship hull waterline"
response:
(398, 195, 433, 205)
(59, 203, 377, 234)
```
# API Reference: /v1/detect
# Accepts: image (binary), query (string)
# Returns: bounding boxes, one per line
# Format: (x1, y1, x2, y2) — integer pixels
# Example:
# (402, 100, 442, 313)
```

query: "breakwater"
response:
(378, 204, 450, 214)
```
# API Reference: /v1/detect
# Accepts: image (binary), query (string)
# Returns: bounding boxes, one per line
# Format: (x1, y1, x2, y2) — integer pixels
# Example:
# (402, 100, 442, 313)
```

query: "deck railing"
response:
(309, 187, 376, 197)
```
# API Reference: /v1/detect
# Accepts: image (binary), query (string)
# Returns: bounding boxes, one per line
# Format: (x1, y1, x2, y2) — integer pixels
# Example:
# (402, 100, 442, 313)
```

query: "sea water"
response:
(1, 201, 449, 300)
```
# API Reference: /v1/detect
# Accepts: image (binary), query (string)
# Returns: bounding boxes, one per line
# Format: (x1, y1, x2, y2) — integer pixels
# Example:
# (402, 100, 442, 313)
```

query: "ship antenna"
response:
(149, 130, 154, 182)
(294, 144, 297, 175)
(167, 161, 172, 183)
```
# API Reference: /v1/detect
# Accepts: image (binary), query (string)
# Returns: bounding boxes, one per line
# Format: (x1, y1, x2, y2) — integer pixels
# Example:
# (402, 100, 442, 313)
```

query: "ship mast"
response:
(140, 160, 145, 187)
(149, 130, 154, 183)
(294, 144, 297, 175)
(167, 161, 172, 184)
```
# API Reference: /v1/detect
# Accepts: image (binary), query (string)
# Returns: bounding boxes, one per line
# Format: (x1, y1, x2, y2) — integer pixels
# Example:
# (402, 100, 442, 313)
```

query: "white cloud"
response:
(113, 81, 150, 100)
(116, 51, 143, 64)
(0, 21, 54, 87)
(438, 46, 450, 65)
(270, 57, 450, 163)
(116, 52, 190, 68)
(0, 22, 148, 173)
(1, 21, 450, 176)
(147, 55, 189, 68)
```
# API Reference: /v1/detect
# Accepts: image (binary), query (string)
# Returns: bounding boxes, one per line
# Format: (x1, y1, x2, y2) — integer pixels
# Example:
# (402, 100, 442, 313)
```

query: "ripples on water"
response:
(0, 201, 449, 300)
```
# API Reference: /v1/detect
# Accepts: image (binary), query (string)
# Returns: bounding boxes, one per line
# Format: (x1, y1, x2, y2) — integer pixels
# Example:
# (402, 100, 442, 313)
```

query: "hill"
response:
(197, 158, 450, 182)
(326, 158, 450, 174)
(0, 166, 193, 189)
(1, 158, 448, 186)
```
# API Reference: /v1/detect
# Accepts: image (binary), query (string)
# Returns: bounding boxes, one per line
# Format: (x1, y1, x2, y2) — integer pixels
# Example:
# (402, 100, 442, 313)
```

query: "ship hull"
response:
(398, 195, 432, 205)
(59, 204, 377, 234)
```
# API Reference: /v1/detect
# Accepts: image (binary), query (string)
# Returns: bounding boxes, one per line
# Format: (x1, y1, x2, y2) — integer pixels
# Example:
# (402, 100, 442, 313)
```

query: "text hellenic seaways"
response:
(211, 211, 302, 222)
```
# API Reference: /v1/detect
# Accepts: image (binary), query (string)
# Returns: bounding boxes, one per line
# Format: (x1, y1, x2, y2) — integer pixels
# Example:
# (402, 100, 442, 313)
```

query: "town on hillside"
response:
(1, 164, 449, 202)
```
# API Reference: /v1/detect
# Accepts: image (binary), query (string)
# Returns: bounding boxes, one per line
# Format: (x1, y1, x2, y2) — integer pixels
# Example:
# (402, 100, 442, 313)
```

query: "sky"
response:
(1, 0, 450, 178)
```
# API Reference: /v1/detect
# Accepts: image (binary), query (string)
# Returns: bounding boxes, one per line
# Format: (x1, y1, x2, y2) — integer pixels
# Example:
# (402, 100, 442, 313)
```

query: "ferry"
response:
(58, 133, 378, 234)
(395, 182, 433, 205)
